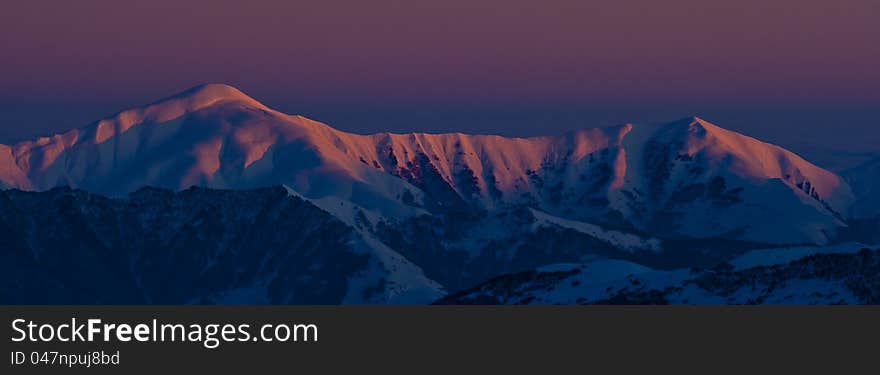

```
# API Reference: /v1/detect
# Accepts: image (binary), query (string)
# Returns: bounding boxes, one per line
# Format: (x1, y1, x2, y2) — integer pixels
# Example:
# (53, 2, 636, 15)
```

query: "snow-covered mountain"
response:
(0, 186, 442, 304)
(0, 84, 857, 245)
(2, 83, 877, 304)
(436, 244, 880, 305)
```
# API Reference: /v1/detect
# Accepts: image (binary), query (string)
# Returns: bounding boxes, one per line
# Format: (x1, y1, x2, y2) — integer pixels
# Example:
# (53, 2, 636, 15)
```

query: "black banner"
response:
(2, 306, 877, 373)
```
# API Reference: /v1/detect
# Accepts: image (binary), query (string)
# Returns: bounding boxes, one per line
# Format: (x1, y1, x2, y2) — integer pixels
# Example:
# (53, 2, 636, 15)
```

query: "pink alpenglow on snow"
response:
(0, 84, 860, 245)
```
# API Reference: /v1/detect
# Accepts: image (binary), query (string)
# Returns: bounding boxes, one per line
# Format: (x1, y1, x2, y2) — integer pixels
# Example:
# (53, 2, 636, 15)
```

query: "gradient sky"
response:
(1, 0, 878, 168)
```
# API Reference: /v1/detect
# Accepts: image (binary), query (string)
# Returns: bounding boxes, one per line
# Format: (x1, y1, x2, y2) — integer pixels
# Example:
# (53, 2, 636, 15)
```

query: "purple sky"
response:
(1, 1, 878, 167)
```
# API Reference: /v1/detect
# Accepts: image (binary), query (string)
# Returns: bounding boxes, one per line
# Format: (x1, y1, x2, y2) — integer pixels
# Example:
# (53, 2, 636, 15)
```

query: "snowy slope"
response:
(280, 185, 443, 303)
(727, 242, 869, 271)
(607, 117, 854, 244)
(0, 145, 28, 190)
(529, 208, 662, 254)
(0, 186, 443, 304)
(436, 246, 880, 305)
(0, 84, 857, 245)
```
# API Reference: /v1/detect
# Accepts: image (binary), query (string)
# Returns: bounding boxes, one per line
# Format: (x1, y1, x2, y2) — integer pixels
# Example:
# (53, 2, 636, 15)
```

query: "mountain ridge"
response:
(2, 83, 879, 304)
(0, 185, 443, 303)
(0, 84, 865, 245)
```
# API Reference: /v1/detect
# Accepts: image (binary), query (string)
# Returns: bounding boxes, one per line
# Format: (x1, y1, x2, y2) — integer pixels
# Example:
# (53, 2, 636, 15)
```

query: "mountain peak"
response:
(666, 115, 712, 127)
(77, 83, 271, 143)
(689, 115, 709, 123)
(154, 83, 268, 112)
(171, 83, 249, 99)
(649, 116, 720, 140)
(3, 83, 273, 154)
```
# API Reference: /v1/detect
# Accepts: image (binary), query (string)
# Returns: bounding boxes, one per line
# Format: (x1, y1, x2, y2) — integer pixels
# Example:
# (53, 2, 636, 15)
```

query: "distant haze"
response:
(1, 0, 878, 168)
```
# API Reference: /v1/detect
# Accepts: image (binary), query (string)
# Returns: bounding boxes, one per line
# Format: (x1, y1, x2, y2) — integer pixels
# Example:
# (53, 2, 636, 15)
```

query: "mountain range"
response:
(1, 84, 878, 304)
